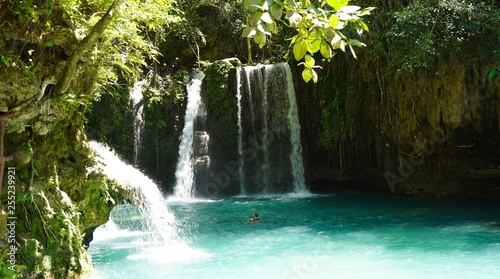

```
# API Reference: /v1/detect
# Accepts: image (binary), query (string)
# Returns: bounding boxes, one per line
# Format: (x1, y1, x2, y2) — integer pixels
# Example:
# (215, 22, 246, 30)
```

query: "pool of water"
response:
(89, 193, 500, 279)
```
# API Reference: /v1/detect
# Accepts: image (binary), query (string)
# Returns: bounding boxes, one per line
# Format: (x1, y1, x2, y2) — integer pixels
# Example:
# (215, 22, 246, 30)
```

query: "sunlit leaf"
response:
(293, 39, 308, 60)
(359, 7, 376, 16)
(262, 0, 270, 11)
(304, 54, 315, 67)
(349, 44, 357, 59)
(328, 15, 339, 28)
(288, 12, 303, 27)
(358, 20, 369, 31)
(257, 23, 271, 35)
(310, 38, 322, 53)
(320, 40, 331, 58)
(340, 6, 360, 13)
(302, 67, 313, 82)
(242, 27, 257, 37)
(261, 12, 273, 24)
(339, 39, 346, 52)
(339, 12, 352, 21)
(327, 0, 349, 10)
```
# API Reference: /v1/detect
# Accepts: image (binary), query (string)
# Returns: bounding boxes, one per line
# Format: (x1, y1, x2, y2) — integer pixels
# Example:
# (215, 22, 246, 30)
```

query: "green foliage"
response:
(243, 0, 374, 82)
(0, 255, 25, 279)
(317, 68, 347, 148)
(387, 0, 500, 73)
(202, 61, 238, 145)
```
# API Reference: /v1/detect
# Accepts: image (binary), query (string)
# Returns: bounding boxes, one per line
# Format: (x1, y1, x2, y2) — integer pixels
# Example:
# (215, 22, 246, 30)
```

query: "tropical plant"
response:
(242, 0, 375, 82)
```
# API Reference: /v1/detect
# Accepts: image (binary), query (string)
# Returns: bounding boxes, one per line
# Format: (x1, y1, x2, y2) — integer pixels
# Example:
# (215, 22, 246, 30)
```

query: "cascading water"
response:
(129, 80, 146, 165)
(284, 65, 307, 193)
(173, 71, 205, 199)
(236, 63, 308, 194)
(236, 68, 246, 195)
(89, 141, 183, 244)
(89, 141, 208, 272)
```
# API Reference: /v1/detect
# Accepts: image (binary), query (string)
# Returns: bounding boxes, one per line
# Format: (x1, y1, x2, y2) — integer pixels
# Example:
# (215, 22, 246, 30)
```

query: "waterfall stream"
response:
(89, 141, 183, 244)
(129, 80, 146, 165)
(236, 63, 308, 194)
(236, 68, 246, 195)
(173, 71, 206, 199)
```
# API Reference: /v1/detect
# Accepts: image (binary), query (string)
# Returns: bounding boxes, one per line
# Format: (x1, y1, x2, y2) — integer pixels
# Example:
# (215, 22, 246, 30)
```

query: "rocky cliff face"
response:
(295, 53, 500, 198)
(0, 3, 122, 278)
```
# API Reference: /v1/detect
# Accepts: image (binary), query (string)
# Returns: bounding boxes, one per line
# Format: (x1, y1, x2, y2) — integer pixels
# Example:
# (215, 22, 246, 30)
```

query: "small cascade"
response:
(129, 80, 147, 165)
(89, 141, 183, 244)
(173, 72, 206, 199)
(237, 63, 308, 194)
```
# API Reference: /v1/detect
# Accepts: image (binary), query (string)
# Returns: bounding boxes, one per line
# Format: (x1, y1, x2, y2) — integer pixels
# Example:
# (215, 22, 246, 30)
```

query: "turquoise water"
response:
(89, 194, 500, 279)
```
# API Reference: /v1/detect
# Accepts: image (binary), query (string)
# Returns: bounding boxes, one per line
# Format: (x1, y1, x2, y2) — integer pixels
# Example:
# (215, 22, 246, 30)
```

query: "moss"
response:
(202, 61, 238, 147)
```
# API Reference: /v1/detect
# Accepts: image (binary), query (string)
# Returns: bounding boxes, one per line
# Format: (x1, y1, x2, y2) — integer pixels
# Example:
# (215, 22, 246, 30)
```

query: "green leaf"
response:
(293, 39, 308, 60)
(261, 12, 273, 24)
(310, 38, 322, 53)
(270, 4, 283, 19)
(487, 69, 499, 81)
(327, 0, 349, 10)
(257, 23, 271, 35)
(302, 67, 313, 82)
(326, 30, 341, 45)
(268, 21, 278, 34)
(328, 15, 339, 28)
(302, 67, 318, 83)
(45, 41, 54, 47)
(245, 0, 262, 13)
(349, 39, 366, 47)
(242, 27, 257, 37)
(249, 12, 263, 25)
(359, 20, 369, 31)
(339, 39, 346, 52)
(254, 30, 267, 48)
(304, 54, 315, 67)
(320, 40, 331, 58)
(359, 7, 376, 16)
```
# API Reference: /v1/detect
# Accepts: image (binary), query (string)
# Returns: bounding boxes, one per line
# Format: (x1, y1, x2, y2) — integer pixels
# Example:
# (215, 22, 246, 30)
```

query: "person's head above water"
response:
(254, 212, 258, 218)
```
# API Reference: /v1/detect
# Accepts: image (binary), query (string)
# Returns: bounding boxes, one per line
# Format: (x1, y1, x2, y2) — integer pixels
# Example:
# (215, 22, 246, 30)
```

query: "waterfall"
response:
(173, 71, 205, 199)
(130, 80, 146, 165)
(236, 68, 246, 195)
(237, 63, 308, 194)
(284, 65, 307, 193)
(89, 141, 183, 244)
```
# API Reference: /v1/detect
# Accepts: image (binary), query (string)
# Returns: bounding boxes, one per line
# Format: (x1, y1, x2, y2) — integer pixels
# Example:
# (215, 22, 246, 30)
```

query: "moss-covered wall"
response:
(295, 49, 499, 198)
(0, 93, 121, 278)
(0, 3, 123, 277)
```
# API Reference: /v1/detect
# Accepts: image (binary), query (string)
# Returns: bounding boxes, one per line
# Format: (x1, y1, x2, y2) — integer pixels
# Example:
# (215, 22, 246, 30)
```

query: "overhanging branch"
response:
(55, 0, 125, 94)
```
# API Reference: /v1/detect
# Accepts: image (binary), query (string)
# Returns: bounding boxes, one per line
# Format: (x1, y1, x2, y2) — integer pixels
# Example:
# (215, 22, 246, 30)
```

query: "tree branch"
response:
(55, 0, 125, 94)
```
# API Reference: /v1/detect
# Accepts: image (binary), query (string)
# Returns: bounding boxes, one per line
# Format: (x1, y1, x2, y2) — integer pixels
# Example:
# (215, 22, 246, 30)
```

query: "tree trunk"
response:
(55, 0, 125, 94)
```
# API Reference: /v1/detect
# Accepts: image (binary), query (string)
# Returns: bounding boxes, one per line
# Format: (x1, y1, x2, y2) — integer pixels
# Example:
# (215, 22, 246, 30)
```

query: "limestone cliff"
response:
(0, 1, 123, 278)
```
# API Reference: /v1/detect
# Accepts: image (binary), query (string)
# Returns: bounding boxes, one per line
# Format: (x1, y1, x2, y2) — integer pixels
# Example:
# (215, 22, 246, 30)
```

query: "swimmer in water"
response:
(249, 212, 260, 223)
